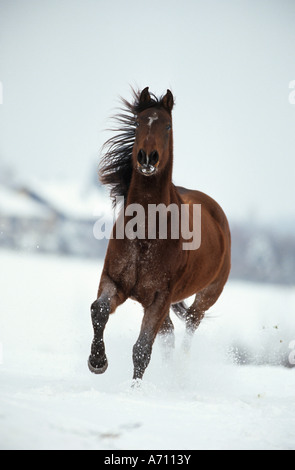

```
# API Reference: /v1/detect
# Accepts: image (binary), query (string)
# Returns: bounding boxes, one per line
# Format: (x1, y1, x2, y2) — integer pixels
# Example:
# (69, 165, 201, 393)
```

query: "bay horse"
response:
(88, 87, 231, 382)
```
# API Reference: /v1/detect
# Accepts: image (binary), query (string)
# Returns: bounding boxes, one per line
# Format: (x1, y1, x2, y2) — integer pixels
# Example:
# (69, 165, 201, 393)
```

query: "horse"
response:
(88, 87, 231, 382)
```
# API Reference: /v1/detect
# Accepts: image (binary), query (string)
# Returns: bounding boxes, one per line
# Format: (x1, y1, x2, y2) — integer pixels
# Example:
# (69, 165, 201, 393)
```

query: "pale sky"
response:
(0, 0, 295, 224)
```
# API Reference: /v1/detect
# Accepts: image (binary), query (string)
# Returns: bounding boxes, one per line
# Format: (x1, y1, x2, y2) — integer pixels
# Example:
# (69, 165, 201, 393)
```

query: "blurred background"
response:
(1, 0, 295, 284)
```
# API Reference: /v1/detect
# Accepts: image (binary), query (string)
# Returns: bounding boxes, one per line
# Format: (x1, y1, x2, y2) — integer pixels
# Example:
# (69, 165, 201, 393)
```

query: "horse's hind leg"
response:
(188, 281, 224, 332)
(182, 302, 206, 353)
(172, 282, 224, 352)
(158, 314, 175, 361)
(172, 300, 204, 353)
(88, 275, 126, 374)
(171, 301, 188, 321)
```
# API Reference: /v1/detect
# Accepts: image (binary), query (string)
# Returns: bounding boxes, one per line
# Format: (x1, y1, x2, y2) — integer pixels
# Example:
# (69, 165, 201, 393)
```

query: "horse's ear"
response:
(139, 87, 151, 104)
(162, 89, 174, 113)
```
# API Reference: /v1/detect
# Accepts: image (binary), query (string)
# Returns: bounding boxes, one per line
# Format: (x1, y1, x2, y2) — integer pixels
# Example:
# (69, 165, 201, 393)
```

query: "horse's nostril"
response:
(137, 149, 146, 166)
(149, 150, 159, 166)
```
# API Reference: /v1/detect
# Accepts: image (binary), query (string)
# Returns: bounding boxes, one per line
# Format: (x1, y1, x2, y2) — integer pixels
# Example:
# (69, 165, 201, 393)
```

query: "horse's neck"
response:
(127, 167, 173, 207)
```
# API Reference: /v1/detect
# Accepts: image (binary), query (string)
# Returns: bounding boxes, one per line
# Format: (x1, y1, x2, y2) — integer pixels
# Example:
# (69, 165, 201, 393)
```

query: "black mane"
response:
(99, 89, 165, 206)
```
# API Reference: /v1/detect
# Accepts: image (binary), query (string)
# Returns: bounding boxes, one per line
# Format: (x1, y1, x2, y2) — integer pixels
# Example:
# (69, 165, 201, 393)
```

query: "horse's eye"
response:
(135, 121, 139, 128)
(166, 124, 172, 131)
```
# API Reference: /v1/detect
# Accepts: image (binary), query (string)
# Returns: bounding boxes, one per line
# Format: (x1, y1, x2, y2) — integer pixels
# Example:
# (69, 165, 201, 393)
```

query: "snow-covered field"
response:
(0, 249, 294, 450)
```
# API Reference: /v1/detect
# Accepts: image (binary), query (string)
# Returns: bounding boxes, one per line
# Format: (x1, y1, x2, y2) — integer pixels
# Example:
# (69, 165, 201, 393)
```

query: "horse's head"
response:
(133, 87, 174, 177)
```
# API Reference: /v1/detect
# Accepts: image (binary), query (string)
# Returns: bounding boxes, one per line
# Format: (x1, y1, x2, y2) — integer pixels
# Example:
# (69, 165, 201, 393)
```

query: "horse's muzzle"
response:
(137, 149, 159, 176)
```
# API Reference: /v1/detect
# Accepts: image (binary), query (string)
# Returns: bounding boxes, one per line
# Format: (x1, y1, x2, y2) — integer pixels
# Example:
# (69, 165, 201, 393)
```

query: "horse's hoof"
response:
(88, 356, 108, 374)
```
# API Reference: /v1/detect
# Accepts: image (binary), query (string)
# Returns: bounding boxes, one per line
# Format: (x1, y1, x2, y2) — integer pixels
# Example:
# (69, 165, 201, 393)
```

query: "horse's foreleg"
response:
(88, 296, 110, 374)
(132, 293, 171, 381)
(88, 275, 125, 374)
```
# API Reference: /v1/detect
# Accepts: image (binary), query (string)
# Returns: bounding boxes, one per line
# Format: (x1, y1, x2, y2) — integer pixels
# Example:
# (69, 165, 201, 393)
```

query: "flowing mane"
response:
(99, 88, 173, 205)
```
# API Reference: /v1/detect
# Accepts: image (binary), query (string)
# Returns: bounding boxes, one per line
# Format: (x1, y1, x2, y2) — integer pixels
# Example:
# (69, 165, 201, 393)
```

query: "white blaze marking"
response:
(147, 112, 158, 128)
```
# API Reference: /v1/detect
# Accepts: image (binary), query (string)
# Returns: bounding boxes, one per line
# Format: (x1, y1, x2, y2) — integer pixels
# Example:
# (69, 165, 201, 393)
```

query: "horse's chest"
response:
(110, 240, 170, 302)
(135, 241, 165, 281)
(131, 257, 168, 305)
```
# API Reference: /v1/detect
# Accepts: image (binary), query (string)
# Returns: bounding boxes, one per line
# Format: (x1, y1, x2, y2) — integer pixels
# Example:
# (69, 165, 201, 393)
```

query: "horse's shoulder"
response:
(175, 186, 229, 232)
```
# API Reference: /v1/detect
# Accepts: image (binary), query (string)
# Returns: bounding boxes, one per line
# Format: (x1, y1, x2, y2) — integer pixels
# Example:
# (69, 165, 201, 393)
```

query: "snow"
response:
(0, 249, 294, 450)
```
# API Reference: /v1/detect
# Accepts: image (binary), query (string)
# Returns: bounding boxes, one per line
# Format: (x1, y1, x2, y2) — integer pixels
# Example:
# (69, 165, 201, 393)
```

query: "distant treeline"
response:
(230, 222, 295, 285)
